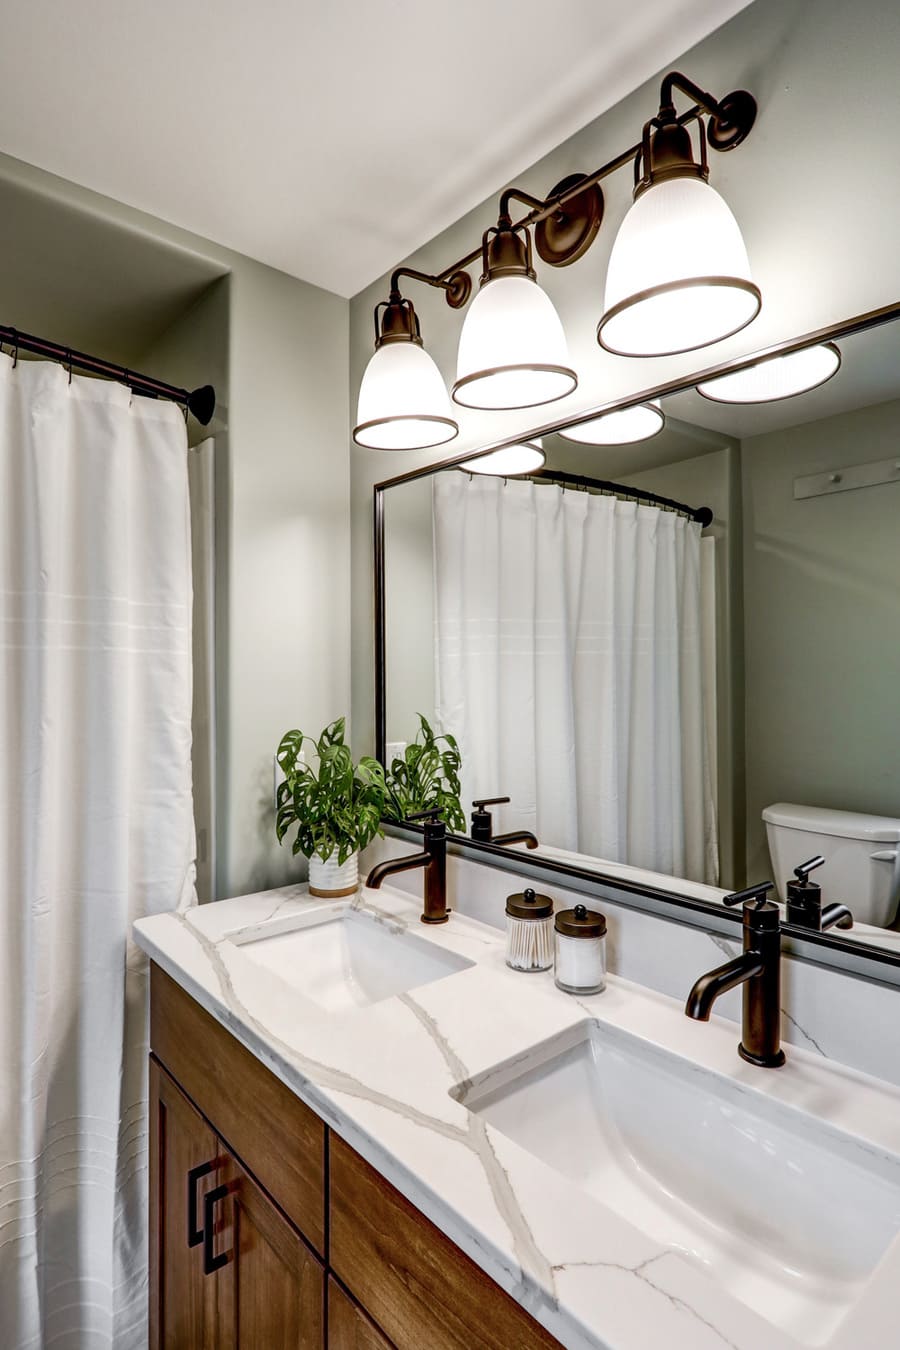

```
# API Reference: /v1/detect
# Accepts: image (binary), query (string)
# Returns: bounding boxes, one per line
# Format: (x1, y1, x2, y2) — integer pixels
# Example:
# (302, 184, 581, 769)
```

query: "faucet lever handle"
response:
(793, 854, 825, 883)
(406, 807, 443, 824)
(472, 796, 510, 810)
(723, 880, 775, 911)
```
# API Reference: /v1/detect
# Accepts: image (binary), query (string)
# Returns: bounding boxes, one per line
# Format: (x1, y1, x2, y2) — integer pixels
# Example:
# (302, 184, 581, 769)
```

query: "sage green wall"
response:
(0, 151, 350, 900)
(742, 399, 900, 879)
(224, 264, 349, 897)
(350, 0, 900, 758)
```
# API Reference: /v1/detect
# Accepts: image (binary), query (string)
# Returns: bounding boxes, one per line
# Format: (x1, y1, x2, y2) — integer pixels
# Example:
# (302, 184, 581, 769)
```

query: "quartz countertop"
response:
(134, 884, 900, 1350)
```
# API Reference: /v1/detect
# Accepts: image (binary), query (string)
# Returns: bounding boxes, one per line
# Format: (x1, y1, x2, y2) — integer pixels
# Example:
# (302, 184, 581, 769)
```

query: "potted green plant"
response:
(275, 717, 386, 896)
(383, 714, 466, 833)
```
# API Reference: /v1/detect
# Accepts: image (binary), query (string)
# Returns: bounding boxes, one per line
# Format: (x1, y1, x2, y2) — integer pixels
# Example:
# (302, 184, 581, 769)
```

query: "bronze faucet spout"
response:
(366, 853, 430, 889)
(820, 903, 853, 931)
(685, 953, 764, 1020)
(491, 830, 539, 849)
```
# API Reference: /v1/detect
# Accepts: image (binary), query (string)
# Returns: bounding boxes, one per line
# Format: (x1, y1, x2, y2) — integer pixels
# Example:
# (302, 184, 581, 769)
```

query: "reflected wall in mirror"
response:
(379, 312, 900, 952)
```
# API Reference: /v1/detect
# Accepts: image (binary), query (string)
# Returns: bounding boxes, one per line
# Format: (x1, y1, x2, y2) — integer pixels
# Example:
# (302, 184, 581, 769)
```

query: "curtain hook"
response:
(66, 350, 73, 385)
(11, 328, 18, 369)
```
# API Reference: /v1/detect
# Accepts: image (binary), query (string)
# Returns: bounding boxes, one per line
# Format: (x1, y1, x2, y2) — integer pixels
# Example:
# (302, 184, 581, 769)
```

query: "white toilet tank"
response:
(763, 802, 900, 929)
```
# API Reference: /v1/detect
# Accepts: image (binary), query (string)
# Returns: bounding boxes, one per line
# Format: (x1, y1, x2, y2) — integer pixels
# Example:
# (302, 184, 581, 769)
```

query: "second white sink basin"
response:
(231, 906, 473, 1013)
(453, 1020, 900, 1345)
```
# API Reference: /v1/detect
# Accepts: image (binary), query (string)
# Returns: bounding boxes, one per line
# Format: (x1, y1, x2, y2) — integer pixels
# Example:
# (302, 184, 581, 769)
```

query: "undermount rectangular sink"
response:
(230, 907, 473, 1013)
(453, 1020, 900, 1345)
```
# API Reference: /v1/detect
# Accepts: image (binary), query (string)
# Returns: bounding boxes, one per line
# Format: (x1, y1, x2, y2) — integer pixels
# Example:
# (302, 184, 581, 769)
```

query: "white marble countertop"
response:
(134, 884, 900, 1350)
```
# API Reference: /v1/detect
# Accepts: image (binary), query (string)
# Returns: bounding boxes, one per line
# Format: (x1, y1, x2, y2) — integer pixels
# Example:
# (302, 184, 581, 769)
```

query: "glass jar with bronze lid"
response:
(554, 903, 607, 994)
(505, 887, 555, 972)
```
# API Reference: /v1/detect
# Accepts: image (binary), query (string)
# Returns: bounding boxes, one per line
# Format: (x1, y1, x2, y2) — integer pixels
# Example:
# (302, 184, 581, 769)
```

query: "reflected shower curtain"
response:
(0, 358, 196, 1347)
(433, 473, 718, 883)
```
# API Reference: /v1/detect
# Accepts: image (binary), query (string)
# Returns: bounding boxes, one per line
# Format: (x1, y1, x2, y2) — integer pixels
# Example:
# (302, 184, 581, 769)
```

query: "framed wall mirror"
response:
(374, 303, 900, 969)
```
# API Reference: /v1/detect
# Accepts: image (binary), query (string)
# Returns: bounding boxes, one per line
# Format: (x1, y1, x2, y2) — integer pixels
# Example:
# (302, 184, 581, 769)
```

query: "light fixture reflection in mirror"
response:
(558, 400, 665, 445)
(459, 438, 545, 477)
(696, 341, 842, 403)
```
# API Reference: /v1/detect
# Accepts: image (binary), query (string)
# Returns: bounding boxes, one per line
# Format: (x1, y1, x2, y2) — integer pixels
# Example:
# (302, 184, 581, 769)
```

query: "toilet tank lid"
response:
(762, 802, 900, 842)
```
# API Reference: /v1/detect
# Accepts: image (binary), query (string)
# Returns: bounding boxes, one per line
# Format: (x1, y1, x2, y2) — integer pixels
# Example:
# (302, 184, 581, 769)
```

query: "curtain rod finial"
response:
(188, 385, 216, 426)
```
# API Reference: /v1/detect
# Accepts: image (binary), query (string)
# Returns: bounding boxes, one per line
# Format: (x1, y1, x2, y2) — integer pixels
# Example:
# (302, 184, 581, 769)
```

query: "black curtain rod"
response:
(529, 467, 713, 526)
(0, 324, 216, 425)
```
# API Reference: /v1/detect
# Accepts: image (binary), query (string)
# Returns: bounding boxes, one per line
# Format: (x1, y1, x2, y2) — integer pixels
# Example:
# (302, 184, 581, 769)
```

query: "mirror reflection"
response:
(381, 318, 900, 945)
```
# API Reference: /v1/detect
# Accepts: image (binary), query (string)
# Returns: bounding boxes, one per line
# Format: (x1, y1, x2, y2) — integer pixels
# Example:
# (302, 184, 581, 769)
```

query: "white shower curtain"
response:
(0, 357, 196, 1348)
(433, 473, 718, 883)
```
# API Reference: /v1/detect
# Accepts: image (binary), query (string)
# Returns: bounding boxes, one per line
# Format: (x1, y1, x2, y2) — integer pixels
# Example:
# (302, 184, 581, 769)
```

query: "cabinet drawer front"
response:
(329, 1136, 563, 1350)
(327, 1279, 394, 1350)
(150, 963, 326, 1254)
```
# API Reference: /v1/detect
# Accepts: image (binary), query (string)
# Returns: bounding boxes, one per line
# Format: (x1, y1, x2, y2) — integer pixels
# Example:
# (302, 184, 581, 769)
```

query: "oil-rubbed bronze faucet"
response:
(365, 808, 448, 924)
(685, 881, 785, 1067)
(785, 854, 854, 932)
(470, 797, 539, 850)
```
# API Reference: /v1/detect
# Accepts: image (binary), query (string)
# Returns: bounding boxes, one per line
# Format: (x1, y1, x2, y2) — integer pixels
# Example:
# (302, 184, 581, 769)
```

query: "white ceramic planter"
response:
(307, 851, 359, 898)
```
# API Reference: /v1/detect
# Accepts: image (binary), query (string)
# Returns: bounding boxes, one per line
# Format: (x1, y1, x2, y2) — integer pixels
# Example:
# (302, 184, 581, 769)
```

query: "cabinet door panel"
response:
(216, 1151, 324, 1350)
(150, 1057, 220, 1350)
(327, 1278, 394, 1350)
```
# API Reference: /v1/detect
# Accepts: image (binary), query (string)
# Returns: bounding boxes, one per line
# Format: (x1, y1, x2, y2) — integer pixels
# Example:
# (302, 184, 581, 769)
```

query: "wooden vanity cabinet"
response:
(149, 962, 563, 1350)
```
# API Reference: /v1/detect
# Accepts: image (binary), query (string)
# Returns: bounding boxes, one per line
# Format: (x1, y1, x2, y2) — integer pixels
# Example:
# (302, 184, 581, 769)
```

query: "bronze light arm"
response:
(377, 69, 756, 326)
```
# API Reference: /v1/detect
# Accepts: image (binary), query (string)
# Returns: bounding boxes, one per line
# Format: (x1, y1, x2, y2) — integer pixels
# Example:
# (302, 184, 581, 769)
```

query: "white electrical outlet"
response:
(386, 741, 407, 763)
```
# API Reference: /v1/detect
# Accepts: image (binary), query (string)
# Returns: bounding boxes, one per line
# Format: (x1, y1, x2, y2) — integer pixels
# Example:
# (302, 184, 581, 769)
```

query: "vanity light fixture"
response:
(459, 437, 546, 477)
(597, 77, 760, 357)
(696, 342, 842, 403)
(558, 400, 664, 445)
(452, 221, 576, 410)
(353, 290, 460, 450)
(356, 70, 759, 450)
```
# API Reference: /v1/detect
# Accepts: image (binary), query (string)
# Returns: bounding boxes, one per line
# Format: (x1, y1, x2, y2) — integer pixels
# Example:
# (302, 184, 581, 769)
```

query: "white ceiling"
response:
(0, 0, 752, 297)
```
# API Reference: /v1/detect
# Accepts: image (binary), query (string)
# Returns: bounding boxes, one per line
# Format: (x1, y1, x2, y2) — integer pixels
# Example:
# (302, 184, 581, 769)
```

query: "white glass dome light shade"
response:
(453, 275, 577, 411)
(460, 438, 545, 477)
(696, 342, 842, 404)
(559, 400, 665, 446)
(597, 176, 761, 358)
(353, 339, 458, 451)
